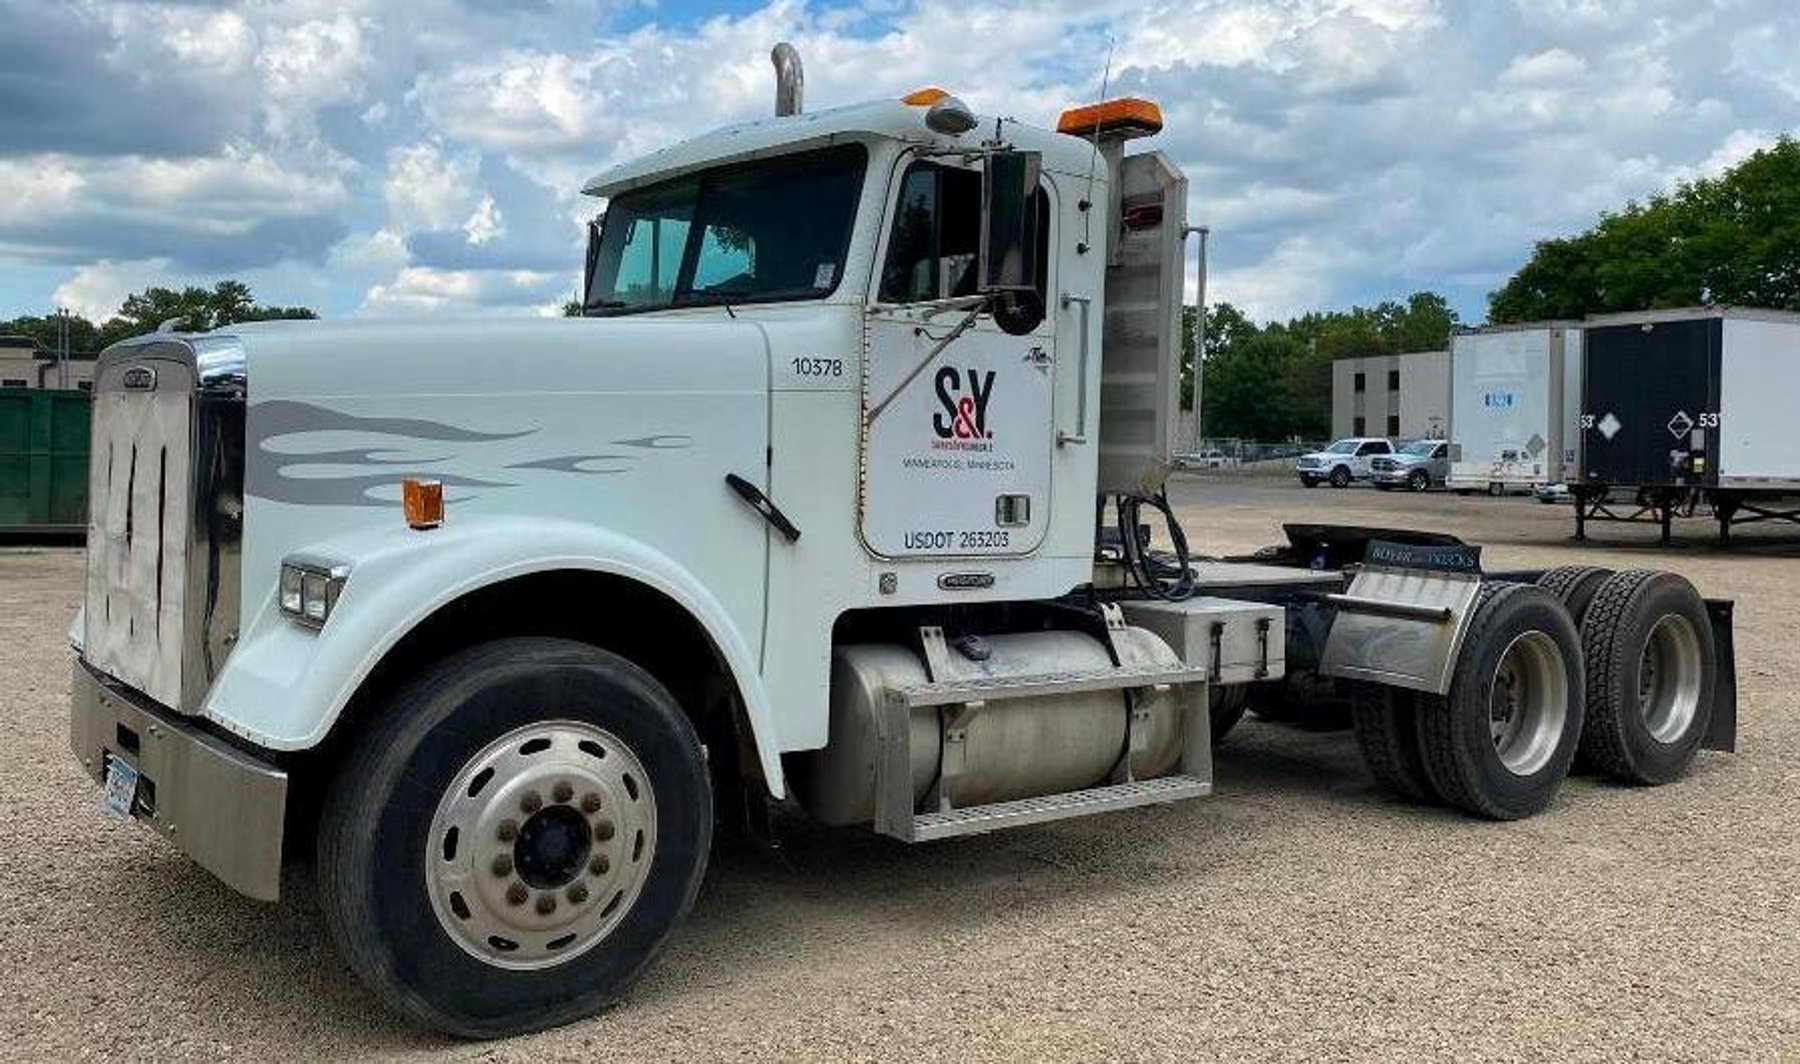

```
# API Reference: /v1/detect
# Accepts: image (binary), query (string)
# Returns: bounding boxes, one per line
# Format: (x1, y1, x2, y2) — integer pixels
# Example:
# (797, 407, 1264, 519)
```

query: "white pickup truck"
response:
(69, 45, 1738, 1038)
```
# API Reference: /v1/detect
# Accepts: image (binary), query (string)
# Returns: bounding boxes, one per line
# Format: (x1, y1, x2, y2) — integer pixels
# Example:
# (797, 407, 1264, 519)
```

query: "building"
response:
(1331, 349, 1449, 440)
(0, 336, 95, 391)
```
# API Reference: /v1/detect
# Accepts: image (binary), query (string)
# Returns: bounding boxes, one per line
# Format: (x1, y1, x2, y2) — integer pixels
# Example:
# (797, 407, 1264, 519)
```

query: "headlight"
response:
(279, 555, 350, 628)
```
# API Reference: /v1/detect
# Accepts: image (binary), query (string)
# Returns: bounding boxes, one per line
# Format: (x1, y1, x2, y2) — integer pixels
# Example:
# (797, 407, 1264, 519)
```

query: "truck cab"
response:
(67, 45, 1736, 1039)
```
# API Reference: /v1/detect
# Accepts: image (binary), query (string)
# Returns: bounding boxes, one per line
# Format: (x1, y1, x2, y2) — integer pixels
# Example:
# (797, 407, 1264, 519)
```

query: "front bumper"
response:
(1369, 469, 1414, 485)
(70, 659, 288, 901)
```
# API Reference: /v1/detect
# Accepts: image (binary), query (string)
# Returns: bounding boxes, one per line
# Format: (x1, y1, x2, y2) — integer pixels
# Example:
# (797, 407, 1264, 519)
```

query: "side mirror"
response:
(979, 150, 1042, 293)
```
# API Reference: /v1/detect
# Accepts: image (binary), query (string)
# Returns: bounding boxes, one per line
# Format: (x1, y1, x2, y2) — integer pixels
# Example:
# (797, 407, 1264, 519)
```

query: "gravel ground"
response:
(3, 479, 1797, 1061)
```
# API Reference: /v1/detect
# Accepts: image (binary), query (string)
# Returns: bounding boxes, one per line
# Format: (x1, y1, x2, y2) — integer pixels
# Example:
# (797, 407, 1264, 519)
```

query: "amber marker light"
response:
(1055, 97, 1164, 138)
(403, 478, 444, 530)
(901, 87, 950, 105)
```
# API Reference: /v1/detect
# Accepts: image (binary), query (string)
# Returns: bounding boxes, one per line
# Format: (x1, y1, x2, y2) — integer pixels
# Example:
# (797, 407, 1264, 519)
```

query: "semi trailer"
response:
(1575, 306, 1800, 544)
(69, 45, 1737, 1038)
(1447, 323, 1582, 496)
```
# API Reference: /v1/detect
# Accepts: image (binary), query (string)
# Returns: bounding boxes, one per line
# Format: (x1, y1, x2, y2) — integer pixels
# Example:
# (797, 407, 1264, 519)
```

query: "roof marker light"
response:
(1056, 97, 1164, 139)
(902, 87, 950, 105)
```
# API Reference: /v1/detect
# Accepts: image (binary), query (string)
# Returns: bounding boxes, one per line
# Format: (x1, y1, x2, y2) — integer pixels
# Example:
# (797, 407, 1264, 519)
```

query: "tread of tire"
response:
(1578, 568, 1674, 784)
(1537, 565, 1612, 623)
(1415, 581, 1512, 815)
(1352, 689, 1436, 804)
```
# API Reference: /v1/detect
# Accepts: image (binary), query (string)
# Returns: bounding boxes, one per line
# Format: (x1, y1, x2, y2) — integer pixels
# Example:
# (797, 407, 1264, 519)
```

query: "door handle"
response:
(1059, 293, 1091, 447)
(725, 474, 801, 542)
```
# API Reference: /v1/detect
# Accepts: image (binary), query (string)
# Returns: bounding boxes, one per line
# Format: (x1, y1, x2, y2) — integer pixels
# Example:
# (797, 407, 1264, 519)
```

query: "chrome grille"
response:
(84, 335, 245, 713)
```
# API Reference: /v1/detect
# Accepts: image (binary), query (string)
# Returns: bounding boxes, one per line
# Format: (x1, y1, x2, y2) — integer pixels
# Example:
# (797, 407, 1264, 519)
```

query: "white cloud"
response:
(4, 0, 1799, 324)
(360, 266, 569, 315)
(382, 142, 482, 232)
(51, 259, 181, 321)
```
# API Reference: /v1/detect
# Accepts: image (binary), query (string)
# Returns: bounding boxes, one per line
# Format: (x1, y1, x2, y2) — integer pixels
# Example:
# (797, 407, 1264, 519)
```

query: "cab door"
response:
(859, 159, 1055, 559)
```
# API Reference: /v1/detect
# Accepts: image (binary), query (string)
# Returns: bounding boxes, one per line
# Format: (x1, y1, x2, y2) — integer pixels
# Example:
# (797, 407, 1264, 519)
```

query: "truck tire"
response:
(1209, 685, 1249, 743)
(1577, 570, 1717, 785)
(1329, 465, 1352, 488)
(1535, 565, 1613, 625)
(1415, 583, 1584, 820)
(1407, 468, 1431, 492)
(1352, 686, 1438, 804)
(316, 638, 713, 1038)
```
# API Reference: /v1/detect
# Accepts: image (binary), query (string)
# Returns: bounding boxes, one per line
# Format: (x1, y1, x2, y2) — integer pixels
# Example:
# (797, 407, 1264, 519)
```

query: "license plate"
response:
(103, 755, 140, 818)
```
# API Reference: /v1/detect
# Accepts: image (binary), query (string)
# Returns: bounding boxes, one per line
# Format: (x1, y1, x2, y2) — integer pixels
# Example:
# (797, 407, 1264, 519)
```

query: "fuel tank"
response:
(792, 626, 1185, 825)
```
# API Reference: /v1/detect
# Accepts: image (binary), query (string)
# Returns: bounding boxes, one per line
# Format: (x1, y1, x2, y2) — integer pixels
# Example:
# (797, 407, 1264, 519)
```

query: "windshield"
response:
(583, 143, 868, 314)
(1325, 440, 1359, 454)
(1402, 440, 1439, 456)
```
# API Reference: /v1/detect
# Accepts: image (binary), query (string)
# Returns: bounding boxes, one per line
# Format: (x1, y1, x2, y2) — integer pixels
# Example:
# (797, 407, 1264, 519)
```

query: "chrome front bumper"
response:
(70, 660, 287, 901)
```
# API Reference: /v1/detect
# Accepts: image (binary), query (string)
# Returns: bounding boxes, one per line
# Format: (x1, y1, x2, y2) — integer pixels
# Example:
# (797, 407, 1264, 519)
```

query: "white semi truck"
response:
(70, 47, 1738, 1037)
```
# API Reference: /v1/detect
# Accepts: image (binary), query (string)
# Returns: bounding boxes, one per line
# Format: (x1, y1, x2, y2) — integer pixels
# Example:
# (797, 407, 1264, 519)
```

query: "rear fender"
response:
(199, 513, 786, 796)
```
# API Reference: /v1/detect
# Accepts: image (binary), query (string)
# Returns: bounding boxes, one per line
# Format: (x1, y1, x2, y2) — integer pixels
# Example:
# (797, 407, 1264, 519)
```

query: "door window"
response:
(879, 162, 1048, 306)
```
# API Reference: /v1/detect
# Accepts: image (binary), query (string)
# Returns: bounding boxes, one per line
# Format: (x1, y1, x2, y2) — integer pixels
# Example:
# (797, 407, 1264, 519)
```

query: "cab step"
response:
(907, 774, 1210, 841)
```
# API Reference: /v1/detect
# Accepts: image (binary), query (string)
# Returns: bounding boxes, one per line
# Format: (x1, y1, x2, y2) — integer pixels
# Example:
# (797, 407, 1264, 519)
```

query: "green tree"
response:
(97, 281, 317, 347)
(1491, 136, 1800, 321)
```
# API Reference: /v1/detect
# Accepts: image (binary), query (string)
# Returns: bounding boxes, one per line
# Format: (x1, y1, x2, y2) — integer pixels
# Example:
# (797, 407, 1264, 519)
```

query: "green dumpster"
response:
(0, 388, 91, 533)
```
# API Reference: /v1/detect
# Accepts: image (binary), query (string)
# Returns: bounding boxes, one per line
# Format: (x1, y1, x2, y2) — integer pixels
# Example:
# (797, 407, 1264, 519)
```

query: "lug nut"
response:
(520, 791, 543, 814)
(589, 855, 611, 876)
(491, 854, 514, 877)
(567, 883, 590, 904)
(580, 792, 603, 813)
(536, 895, 557, 916)
(496, 819, 520, 842)
(552, 781, 574, 803)
(506, 883, 529, 906)
(593, 819, 616, 841)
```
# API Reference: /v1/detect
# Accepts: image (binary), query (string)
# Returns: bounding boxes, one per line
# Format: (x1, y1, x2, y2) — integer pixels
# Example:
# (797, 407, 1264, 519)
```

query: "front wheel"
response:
(1300, 475, 1320, 488)
(1408, 468, 1431, 492)
(1329, 465, 1352, 488)
(317, 638, 713, 1038)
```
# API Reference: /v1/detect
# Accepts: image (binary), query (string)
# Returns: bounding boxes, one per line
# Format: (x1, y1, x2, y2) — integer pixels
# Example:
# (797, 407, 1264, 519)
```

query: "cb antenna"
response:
(1079, 37, 1115, 255)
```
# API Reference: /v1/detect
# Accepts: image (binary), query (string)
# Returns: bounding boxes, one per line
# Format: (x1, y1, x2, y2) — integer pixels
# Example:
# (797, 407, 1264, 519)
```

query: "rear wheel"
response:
(1488, 482, 1504, 497)
(1329, 465, 1352, 488)
(1352, 686, 1438, 804)
(1415, 583, 1584, 820)
(1209, 685, 1250, 743)
(317, 638, 713, 1038)
(1578, 570, 1717, 785)
(1535, 565, 1614, 626)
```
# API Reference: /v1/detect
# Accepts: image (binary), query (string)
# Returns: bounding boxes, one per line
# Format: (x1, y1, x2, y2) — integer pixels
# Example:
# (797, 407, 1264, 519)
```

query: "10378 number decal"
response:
(791, 357, 843, 377)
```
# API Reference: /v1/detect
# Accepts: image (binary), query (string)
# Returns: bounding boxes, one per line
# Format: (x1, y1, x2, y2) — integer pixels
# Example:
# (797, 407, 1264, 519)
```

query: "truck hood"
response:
(227, 316, 773, 401)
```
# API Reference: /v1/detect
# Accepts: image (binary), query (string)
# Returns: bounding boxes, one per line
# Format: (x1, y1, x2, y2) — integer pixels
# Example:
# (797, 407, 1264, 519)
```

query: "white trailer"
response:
(1446, 323, 1583, 494)
(66, 46, 1739, 1038)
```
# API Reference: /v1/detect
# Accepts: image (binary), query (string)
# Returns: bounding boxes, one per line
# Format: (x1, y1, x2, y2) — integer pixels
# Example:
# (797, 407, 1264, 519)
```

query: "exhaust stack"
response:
(771, 42, 804, 116)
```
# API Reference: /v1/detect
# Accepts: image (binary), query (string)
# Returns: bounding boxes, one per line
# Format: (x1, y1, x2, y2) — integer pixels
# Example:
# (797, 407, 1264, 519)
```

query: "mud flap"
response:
(1704, 598, 1737, 752)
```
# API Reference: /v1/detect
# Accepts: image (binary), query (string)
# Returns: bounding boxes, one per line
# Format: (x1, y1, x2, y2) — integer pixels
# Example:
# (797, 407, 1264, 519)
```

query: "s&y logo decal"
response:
(932, 366, 996, 449)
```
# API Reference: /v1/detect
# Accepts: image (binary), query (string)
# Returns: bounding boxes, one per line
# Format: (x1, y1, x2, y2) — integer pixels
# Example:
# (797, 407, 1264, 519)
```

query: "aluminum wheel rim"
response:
(1488, 630, 1569, 776)
(425, 720, 658, 970)
(1639, 613, 1703, 743)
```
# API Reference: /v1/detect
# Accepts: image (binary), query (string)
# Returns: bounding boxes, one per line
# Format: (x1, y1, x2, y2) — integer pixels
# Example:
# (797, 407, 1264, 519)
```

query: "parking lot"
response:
(4, 477, 1797, 1061)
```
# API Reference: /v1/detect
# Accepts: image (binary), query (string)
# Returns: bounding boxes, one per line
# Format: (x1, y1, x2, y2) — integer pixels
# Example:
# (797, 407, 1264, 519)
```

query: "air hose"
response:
(1114, 489, 1196, 601)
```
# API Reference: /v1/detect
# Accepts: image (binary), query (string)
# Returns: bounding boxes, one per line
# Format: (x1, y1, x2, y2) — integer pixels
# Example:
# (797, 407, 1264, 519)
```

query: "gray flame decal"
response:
(508, 455, 633, 475)
(248, 399, 532, 507)
(614, 435, 692, 449)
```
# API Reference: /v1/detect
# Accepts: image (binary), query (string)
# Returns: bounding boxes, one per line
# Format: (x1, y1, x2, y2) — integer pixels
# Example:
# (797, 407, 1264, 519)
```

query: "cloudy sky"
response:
(1, 0, 1793, 327)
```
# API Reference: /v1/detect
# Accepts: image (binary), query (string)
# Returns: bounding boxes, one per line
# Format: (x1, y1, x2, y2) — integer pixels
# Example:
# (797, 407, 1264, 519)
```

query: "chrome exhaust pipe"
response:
(771, 42, 803, 116)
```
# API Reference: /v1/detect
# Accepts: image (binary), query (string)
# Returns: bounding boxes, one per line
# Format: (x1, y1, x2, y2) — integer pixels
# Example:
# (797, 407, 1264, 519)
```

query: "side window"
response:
(1358, 441, 1386, 456)
(879, 162, 1049, 306)
(606, 179, 696, 308)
